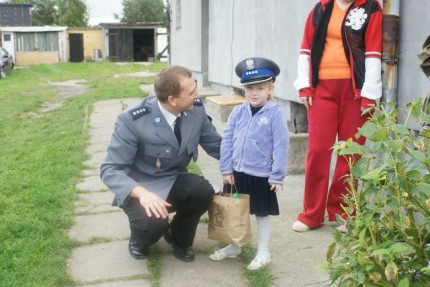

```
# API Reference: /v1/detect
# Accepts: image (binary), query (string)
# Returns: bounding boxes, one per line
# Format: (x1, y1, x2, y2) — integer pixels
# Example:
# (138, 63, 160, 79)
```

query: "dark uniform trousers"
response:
(122, 173, 214, 249)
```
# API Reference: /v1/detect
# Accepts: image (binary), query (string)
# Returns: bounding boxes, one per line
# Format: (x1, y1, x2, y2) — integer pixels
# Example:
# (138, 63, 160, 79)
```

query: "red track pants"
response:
(297, 79, 367, 228)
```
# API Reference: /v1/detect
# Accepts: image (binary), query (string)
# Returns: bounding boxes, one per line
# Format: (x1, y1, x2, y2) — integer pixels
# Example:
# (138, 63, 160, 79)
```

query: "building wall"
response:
(397, 0, 430, 129)
(15, 51, 59, 65)
(170, 0, 208, 86)
(1, 32, 15, 59)
(68, 28, 103, 61)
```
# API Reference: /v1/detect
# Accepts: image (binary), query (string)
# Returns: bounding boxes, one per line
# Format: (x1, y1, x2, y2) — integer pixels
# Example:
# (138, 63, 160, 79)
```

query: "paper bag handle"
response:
(224, 184, 240, 198)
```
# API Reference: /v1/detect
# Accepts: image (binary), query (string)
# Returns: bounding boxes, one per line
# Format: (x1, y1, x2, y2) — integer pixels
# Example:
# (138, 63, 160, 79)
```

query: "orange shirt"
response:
(319, 1, 351, 80)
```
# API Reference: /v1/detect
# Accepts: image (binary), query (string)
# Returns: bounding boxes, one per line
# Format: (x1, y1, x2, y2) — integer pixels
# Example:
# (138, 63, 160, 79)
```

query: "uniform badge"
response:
(246, 58, 255, 70)
(129, 105, 150, 120)
(154, 116, 161, 125)
(193, 99, 203, 106)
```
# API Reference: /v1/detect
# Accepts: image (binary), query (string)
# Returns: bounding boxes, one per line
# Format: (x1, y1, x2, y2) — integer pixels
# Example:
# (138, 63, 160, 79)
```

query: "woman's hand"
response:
(300, 96, 313, 110)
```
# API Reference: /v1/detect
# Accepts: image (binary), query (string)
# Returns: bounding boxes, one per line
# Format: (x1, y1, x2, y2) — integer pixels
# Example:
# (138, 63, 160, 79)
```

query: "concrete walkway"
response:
(68, 97, 334, 287)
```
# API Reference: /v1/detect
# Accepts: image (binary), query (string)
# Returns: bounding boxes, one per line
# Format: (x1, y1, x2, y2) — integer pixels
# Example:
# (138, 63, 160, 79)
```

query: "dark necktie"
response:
(174, 116, 181, 145)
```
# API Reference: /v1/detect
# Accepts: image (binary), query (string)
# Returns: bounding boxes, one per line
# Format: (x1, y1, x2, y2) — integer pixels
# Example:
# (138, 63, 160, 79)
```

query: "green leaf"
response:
(406, 169, 422, 181)
(421, 267, 430, 275)
(393, 124, 411, 136)
(411, 182, 430, 198)
(407, 99, 423, 119)
(398, 277, 410, 287)
(359, 122, 389, 141)
(327, 242, 336, 261)
(409, 150, 428, 163)
(350, 157, 368, 178)
(385, 261, 398, 282)
(338, 141, 364, 156)
(371, 248, 390, 259)
(367, 140, 382, 153)
(361, 167, 386, 183)
(420, 121, 430, 136)
(389, 242, 413, 255)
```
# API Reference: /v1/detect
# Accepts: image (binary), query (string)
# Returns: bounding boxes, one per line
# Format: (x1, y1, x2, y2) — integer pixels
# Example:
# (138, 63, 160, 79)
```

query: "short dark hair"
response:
(154, 65, 192, 102)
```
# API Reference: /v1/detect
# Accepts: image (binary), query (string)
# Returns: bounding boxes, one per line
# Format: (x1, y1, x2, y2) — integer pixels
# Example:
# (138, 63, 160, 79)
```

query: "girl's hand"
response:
(223, 174, 235, 185)
(270, 183, 283, 193)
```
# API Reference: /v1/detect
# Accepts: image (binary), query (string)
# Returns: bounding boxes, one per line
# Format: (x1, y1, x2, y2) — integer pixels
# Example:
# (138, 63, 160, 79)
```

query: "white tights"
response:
(218, 215, 272, 260)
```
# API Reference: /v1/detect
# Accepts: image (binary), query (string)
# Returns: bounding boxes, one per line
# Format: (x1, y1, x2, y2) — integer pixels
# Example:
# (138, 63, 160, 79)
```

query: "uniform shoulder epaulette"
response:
(194, 98, 203, 106)
(129, 104, 151, 120)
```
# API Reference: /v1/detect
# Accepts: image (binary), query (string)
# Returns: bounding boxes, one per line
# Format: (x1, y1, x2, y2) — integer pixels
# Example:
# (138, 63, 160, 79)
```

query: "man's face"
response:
(174, 76, 198, 111)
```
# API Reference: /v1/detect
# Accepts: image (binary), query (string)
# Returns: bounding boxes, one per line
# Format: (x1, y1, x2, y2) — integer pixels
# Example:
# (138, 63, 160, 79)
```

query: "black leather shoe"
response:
(163, 230, 195, 262)
(128, 239, 149, 259)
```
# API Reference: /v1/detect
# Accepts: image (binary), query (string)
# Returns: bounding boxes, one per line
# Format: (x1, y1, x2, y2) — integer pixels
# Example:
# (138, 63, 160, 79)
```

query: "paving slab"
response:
(82, 168, 100, 177)
(69, 240, 149, 283)
(78, 279, 150, 287)
(69, 211, 129, 242)
(160, 254, 248, 287)
(83, 158, 103, 169)
(86, 151, 107, 164)
(75, 192, 118, 214)
(156, 222, 219, 254)
(86, 136, 112, 146)
(85, 142, 109, 154)
(76, 175, 109, 192)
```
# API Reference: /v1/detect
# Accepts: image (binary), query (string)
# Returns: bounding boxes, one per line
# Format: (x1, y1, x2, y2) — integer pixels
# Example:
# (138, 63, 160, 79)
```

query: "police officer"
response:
(100, 65, 222, 262)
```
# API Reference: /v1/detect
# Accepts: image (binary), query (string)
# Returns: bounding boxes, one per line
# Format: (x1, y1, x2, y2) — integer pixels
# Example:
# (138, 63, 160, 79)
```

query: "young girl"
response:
(209, 57, 290, 270)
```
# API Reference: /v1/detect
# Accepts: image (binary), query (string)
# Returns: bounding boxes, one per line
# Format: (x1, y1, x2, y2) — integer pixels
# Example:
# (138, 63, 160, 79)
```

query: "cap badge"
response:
(245, 59, 255, 70)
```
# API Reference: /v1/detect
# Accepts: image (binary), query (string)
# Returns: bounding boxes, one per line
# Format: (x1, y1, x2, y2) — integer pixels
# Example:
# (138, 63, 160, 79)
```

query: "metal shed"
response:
(100, 22, 163, 62)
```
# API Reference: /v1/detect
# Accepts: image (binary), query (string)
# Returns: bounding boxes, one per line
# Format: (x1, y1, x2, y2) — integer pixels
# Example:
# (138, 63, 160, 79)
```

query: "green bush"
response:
(326, 100, 430, 287)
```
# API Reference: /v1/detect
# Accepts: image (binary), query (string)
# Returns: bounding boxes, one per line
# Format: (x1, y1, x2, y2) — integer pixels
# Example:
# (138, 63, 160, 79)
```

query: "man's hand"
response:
(131, 186, 171, 218)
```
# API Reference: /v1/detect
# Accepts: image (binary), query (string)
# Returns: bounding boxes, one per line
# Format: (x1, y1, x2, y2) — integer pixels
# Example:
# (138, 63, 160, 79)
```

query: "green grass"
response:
(0, 61, 165, 286)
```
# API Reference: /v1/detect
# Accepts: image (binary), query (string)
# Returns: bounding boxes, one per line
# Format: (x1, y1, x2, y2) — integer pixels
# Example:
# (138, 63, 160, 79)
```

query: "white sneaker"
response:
(209, 249, 240, 261)
(291, 220, 310, 232)
(247, 257, 272, 270)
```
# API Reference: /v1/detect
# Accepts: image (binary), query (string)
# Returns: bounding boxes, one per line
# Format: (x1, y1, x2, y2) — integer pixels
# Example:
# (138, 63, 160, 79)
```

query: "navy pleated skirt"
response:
(225, 171, 280, 216)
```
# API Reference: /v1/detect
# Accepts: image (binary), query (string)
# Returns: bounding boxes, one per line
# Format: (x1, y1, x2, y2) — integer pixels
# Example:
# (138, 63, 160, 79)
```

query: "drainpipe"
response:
(381, 0, 400, 108)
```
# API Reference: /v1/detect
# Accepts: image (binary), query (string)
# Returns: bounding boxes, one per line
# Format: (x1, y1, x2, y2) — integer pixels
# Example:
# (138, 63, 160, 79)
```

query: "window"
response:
(15, 32, 59, 52)
(3, 34, 11, 42)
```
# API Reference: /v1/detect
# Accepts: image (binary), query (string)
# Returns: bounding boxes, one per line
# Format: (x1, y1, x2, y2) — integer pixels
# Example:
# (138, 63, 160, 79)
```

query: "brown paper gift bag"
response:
(208, 187, 251, 247)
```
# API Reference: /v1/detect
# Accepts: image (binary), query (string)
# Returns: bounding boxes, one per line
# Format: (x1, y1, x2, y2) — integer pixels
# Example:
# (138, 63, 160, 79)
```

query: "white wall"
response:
(207, 0, 317, 102)
(170, 0, 207, 85)
(398, 0, 430, 128)
(1, 32, 15, 59)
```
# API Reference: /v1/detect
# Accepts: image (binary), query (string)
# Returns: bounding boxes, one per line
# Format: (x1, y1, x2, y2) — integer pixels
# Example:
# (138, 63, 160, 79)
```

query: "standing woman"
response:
(292, 0, 383, 232)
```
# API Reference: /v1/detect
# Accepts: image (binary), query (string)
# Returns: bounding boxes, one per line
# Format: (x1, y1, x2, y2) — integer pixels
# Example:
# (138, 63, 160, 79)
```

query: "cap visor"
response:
(241, 77, 273, 86)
